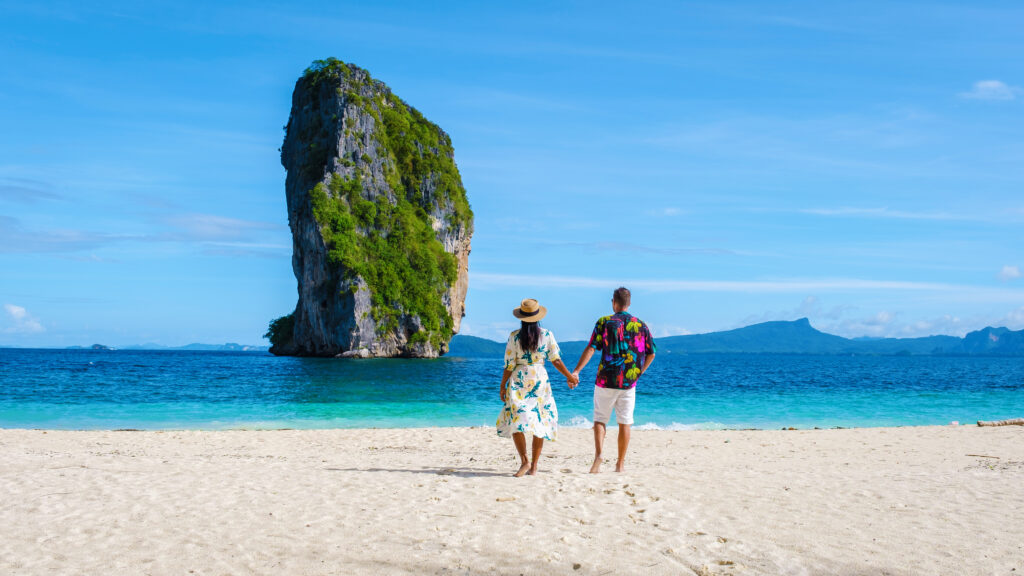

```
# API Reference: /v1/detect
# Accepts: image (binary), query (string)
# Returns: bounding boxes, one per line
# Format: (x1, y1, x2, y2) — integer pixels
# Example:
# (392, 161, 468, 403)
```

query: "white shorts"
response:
(593, 386, 636, 426)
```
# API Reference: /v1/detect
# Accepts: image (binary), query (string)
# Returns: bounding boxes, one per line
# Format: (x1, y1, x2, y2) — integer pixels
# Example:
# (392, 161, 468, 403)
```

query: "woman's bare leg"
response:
(527, 436, 544, 475)
(512, 432, 530, 477)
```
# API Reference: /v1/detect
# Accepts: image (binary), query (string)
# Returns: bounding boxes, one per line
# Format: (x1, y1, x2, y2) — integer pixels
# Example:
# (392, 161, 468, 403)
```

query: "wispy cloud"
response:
(0, 213, 285, 255)
(451, 87, 581, 112)
(825, 310, 898, 338)
(726, 297, 1024, 338)
(644, 207, 685, 217)
(0, 178, 61, 203)
(653, 324, 693, 337)
(760, 15, 841, 32)
(998, 306, 1024, 329)
(473, 272, 967, 293)
(472, 272, 1024, 305)
(736, 296, 854, 327)
(0, 215, 130, 253)
(162, 213, 281, 241)
(998, 265, 1021, 282)
(3, 303, 44, 334)
(800, 207, 967, 221)
(959, 80, 1020, 101)
(553, 241, 734, 257)
(55, 253, 119, 263)
(819, 305, 1024, 339)
(459, 320, 520, 343)
(641, 111, 930, 175)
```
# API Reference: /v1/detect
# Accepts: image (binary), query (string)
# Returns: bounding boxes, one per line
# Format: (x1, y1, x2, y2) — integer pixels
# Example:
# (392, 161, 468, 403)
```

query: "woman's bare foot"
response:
(589, 457, 602, 474)
(527, 463, 539, 475)
(615, 459, 625, 473)
(513, 461, 530, 477)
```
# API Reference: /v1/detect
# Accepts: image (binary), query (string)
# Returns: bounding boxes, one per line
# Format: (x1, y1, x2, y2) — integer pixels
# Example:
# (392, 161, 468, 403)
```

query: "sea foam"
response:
(562, 414, 726, 431)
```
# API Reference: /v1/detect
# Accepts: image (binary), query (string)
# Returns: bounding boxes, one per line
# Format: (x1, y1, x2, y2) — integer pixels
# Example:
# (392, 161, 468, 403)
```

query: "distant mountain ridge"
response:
(65, 343, 269, 352)
(447, 318, 1024, 357)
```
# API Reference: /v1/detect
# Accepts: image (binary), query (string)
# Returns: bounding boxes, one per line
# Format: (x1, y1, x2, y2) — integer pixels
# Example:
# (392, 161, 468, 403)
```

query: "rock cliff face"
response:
(268, 59, 472, 358)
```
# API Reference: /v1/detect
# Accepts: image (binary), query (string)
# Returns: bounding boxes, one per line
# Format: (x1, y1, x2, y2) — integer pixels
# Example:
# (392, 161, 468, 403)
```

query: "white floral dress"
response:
(496, 328, 561, 441)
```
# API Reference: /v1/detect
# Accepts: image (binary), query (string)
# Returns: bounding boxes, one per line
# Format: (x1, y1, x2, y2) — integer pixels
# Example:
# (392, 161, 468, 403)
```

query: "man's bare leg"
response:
(512, 432, 530, 477)
(616, 424, 631, 472)
(527, 436, 544, 475)
(590, 422, 606, 473)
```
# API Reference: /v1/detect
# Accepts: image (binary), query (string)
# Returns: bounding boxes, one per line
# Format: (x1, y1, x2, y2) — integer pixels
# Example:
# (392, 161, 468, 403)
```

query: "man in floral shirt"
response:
(571, 287, 656, 473)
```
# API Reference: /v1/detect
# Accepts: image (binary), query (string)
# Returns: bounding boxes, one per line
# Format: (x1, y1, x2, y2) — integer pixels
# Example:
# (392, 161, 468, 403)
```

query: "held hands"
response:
(567, 370, 580, 389)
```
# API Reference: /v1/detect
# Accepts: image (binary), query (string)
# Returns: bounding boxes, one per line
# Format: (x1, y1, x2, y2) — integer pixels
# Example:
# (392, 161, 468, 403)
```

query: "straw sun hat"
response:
(512, 298, 547, 323)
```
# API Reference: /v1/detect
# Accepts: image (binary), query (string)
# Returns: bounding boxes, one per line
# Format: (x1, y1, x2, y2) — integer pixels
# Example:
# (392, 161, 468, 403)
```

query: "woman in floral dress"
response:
(497, 298, 579, 477)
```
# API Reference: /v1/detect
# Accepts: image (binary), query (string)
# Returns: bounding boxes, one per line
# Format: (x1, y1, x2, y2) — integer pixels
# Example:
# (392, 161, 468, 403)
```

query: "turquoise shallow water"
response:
(1, 348, 1022, 430)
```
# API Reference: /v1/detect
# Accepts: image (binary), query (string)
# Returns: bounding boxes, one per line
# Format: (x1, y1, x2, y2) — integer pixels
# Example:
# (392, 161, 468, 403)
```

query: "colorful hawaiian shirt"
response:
(588, 312, 656, 389)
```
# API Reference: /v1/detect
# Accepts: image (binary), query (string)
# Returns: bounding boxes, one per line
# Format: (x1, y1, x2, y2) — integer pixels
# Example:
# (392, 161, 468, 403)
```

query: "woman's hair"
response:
(520, 321, 541, 352)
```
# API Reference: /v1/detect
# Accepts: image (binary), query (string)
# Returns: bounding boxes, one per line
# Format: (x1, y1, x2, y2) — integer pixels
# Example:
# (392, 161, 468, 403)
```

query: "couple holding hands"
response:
(496, 287, 657, 477)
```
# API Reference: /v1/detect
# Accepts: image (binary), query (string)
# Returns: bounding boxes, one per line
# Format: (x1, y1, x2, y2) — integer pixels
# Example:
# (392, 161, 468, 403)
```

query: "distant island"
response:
(65, 343, 269, 352)
(64, 344, 116, 351)
(448, 318, 1024, 358)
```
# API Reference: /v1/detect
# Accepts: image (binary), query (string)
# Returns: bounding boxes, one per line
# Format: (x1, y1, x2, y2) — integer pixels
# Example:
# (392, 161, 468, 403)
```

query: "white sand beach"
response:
(1, 425, 1022, 575)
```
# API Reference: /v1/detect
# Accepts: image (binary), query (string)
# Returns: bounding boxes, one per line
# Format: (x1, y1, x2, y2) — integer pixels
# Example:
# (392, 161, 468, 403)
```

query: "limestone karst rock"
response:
(267, 59, 472, 358)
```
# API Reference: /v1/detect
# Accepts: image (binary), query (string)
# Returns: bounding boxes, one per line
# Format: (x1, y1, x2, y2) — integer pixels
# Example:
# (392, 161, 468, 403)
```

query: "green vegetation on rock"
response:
(300, 58, 473, 230)
(309, 175, 457, 347)
(265, 313, 295, 349)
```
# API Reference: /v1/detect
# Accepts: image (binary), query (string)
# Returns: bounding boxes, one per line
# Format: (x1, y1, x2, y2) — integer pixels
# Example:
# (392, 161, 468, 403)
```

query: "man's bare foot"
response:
(513, 461, 530, 477)
(589, 458, 602, 474)
(615, 460, 625, 473)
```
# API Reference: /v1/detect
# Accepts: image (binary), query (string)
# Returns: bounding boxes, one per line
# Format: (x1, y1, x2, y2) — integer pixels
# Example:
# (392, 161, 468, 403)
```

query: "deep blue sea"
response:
(1, 348, 1022, 430)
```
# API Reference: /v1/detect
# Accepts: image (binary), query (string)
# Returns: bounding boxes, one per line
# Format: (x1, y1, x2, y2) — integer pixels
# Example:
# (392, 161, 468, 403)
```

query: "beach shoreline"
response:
(2, 425, 1022, 575)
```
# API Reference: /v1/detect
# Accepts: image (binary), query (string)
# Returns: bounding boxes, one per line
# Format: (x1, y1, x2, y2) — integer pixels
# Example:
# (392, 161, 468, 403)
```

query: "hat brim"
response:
(513, 305, 547, 322)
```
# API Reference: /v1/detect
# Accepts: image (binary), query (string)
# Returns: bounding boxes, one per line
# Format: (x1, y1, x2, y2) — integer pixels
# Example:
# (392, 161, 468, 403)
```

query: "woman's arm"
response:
(551, 359, 578, 389)
(499, 368, 513, 402)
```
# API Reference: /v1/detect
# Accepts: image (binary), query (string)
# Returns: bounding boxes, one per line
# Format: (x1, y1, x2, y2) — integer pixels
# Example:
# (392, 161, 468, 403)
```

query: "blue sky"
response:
(1, 1, 1023, 347)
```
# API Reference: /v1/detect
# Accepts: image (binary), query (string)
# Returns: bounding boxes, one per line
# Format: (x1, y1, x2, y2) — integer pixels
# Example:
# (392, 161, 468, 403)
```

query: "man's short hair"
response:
(613, 287, 631, 307)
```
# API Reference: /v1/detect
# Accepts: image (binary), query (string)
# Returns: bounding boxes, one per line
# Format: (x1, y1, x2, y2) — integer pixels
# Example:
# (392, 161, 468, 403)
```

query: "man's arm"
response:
(572, 347, 594, 376)
(639, 353, 655, 377)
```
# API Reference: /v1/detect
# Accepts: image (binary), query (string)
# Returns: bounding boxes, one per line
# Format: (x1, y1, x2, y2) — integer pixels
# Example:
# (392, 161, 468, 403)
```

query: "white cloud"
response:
(820, 310, 900, 338)
(998, 265, 1021, 282)
(163, 213, 280, 241)
(0, 213, 285, 257)
(653, 324, 692, 337)
(0, 178, 61, 203)
(661, 207, 684, 216)
(553, 240, 734, 256)
(959, 80, 1020, 101)
(800, 207, 966, 221)
(5, 304, 27, 321)
(473, 272, 982, 293)
(998, 306, 1024, 329)
(736, 296, 855, 328)
(3, 304, 45, 333)
(873, 310, 893, 324)
(817, 305, 1024, 338)
(459, 320, 519, 342)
